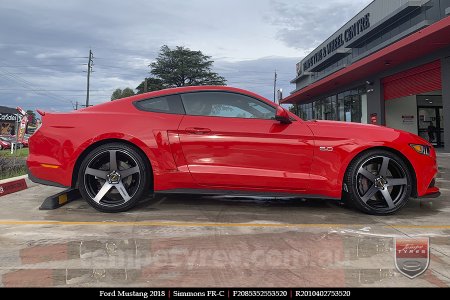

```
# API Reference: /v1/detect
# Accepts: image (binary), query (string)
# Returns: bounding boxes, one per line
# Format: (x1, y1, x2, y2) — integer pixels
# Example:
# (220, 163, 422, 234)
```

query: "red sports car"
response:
(27, 86, 439, 214)
(0, 137, 11, 150)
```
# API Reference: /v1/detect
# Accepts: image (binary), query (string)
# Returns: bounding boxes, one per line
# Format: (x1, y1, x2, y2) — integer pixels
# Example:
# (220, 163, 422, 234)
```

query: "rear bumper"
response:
(27, 166, 70, 188)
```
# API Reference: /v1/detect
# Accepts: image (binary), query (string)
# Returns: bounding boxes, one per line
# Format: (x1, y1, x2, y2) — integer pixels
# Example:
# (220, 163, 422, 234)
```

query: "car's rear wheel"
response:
(345, 150, 412, 215)
(78, 143, 151, 213)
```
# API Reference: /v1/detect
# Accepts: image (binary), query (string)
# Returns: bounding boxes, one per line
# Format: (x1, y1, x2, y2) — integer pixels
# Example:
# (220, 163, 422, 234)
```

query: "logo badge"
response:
(395, 238, 429, 279)
(319, 146, 333, 152)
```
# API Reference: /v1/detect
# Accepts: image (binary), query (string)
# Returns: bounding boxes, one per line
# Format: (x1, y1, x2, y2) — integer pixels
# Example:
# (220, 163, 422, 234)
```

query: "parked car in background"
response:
(21, 138, 29, 147)
(21, 134, 30, 147)
(0, 137, 11, 150)
(0, 135, 23, 149)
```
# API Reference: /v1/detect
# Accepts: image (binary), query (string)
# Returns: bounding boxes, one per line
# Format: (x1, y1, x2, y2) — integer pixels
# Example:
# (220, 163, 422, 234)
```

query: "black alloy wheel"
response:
(345, 150, 412, 215)
(78, 143, 151, 212)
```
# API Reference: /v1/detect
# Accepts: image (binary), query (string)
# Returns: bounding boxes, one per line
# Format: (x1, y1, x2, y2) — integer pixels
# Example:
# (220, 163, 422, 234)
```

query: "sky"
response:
(0, 0, 372, 112)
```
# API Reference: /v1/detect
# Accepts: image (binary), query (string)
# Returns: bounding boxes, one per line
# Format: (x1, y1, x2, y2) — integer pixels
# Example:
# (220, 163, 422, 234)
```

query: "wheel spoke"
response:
(93, 182, 113, 203)
(381, 189, 395, 209)
(109, 150, 118, 171)
(85, 167, 108, 179)
(379, 157, 390, 176)
(388, 177, 407, 186)
(358, 167, 376, 182)
(115, 182, 131, 202)
(361, 185, 378, 203)
(120, 166, 140, 178)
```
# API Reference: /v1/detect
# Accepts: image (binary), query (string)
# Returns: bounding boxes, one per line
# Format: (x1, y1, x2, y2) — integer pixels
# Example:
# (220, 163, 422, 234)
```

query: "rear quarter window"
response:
(134, 94, 185, 114)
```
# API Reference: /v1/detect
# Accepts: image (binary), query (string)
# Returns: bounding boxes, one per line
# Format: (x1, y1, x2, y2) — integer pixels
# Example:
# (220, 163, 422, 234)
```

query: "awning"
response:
(282, 15, 450, 104)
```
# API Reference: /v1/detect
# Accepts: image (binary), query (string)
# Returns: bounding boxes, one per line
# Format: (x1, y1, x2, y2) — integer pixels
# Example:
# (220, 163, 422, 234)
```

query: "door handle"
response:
(185, 127, 211, 134)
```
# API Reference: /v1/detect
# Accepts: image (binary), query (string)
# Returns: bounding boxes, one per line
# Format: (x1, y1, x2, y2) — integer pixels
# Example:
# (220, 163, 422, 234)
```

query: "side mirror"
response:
(275, 106, 292, 124)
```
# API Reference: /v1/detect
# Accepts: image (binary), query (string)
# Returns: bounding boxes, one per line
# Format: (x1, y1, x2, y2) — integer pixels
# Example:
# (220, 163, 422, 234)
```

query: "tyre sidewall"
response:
(78, 143, 151, 213)
(346, 150, 412, 215)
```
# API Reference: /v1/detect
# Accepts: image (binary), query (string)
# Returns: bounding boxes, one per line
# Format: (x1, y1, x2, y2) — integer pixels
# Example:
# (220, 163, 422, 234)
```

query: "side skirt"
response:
(156, 188, 341, 201)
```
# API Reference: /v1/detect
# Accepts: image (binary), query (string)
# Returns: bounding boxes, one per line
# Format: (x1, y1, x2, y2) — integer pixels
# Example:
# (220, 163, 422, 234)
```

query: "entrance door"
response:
(418, 107, 444, 147)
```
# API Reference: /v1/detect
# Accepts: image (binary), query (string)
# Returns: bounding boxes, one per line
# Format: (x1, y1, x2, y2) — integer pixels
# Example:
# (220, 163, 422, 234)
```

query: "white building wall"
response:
(385, 96, 418, 134)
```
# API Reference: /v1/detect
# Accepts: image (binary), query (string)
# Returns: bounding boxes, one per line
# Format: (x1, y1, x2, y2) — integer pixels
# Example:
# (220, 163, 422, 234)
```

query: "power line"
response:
(273, 70, 277, 102)
(0, 89, 111, 91)
(85, 49, 94, 107)
(0, 68, 73, 104)
(0, 64, 85, 68)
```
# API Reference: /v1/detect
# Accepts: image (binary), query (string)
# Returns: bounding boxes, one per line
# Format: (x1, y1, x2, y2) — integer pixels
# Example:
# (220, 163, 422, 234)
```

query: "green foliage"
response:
(136, 78, 165, 94)
(121, 87, 135, 98)
(111, 87, 136, 101)
(0, 165, 27, 180)
(26, 110, 36, 125)
(0, 148, 28, 180)
(0, 147, 29, 157)
(136, 45, 226, 93)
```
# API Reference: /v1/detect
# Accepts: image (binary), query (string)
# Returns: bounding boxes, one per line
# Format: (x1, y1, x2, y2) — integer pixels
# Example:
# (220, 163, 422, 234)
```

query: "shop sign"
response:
(303, 13, 370, 71)
(402, 115, 415, 124)
(0, 113, 17, 122)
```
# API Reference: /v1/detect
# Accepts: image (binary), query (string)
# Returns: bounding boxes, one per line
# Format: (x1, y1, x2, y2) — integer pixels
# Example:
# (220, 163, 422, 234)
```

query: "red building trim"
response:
(282, 16, 450, 104)
(382, 60, 442, 101)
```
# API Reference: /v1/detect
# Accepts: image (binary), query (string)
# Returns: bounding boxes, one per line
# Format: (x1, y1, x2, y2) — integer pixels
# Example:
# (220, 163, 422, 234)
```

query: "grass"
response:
(0, 148, 28, 180)
(0, 147, 29, 157)
(0, 166, 27, 180)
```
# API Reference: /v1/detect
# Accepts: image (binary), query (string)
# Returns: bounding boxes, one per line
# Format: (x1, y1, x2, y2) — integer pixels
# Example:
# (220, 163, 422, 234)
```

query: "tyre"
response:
(78, 142, 151, 213)
(344, 150, 412, 215)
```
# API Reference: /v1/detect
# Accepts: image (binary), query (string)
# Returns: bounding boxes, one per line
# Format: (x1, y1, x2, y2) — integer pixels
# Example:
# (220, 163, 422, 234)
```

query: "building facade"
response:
(283, 0, 450, 151)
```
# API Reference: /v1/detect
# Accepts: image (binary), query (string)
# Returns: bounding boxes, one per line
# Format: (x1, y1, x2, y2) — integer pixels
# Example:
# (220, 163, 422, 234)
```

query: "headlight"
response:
(410, 144, 430, 156)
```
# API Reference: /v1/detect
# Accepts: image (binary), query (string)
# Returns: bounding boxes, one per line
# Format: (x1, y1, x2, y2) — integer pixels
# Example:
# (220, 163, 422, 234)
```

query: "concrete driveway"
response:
(0, 155, 449, 287)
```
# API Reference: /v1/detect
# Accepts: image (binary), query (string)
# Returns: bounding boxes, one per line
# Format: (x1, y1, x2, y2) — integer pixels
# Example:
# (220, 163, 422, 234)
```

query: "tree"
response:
(111, 87, 136, 101)
(121, 88, 135, 98)
(136, 45, 226, 93)
(136, 78, 164, 94)
(26, 110, 36, 125)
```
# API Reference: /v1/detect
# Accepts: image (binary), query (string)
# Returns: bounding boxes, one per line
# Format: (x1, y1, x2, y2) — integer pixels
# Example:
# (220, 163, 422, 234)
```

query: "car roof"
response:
(76, 86, 276, 113)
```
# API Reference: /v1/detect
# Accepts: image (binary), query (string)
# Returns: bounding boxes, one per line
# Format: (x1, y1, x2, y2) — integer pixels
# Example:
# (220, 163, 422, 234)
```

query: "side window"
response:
(181, 92, 276, 120)
(134, 95, 185, 114)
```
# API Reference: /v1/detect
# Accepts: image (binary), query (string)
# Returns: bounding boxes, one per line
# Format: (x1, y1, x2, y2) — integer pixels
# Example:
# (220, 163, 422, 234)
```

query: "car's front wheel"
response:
(78, 142, 151, 213)
(345, 150, 412, 215)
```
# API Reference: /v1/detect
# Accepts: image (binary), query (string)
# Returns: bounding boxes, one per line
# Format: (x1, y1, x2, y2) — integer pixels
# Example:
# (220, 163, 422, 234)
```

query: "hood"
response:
(306, 119, 430, 146)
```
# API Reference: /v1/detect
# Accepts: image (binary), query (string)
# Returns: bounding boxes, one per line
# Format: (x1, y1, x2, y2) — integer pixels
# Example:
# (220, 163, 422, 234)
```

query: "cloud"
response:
(269, 0, 371, 53)
(0, 0, 369, 112)
(215, 56, 298, 101)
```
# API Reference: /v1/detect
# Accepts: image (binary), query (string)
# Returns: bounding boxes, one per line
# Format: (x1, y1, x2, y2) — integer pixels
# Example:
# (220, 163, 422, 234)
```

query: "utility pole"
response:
(273, 69, 277, 103)
(143, 78, 148, 93)
(85, 49, 94, 107)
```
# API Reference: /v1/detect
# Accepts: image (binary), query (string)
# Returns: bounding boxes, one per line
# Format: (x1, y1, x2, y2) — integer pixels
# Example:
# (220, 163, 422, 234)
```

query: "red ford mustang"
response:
(27, 86, 439, 214)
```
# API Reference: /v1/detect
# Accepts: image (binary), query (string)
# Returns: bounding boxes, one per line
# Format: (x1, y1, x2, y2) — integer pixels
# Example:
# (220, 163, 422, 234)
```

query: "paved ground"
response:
(0, 155, 450, 287)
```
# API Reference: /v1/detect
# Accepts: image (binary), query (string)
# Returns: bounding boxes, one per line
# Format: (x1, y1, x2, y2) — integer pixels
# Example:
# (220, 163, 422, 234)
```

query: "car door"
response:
(177, 91, 314, 191)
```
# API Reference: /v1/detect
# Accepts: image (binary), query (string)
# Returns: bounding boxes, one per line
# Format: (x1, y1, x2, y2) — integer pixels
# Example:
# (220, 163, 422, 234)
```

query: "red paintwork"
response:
(27, 86, 438, 199)
(0, 140, 11, 149)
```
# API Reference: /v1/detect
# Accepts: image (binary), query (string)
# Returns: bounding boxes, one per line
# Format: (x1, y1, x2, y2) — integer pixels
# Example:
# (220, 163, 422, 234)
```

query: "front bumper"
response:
(417, 186, 440, 199)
